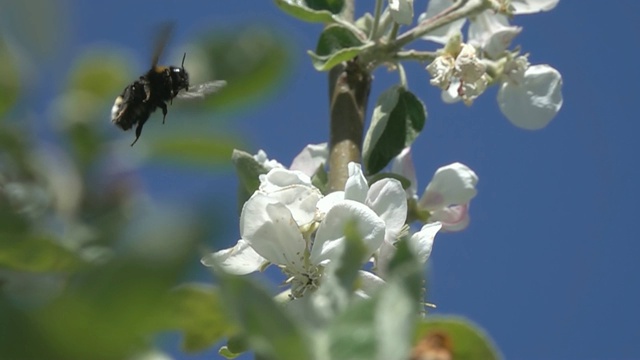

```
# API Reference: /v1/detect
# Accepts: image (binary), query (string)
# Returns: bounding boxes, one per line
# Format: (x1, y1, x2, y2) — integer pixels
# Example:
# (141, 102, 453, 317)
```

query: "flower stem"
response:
(370, 0, 384, 40)
(327, 60, 372, 192)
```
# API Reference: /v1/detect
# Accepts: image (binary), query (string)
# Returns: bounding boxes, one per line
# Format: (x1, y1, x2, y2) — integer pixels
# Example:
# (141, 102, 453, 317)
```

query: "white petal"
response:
(240, 193, 306, 271)
(408, 222, 441, 263)
(357, 270, 386, 297)
(510, 0, 559, 14)
(367, 178, 407, 242)
(389, 0, 414, 25)
(419, 162, 478, 210)
(419, 0, 466, 44)
(468, 12, 521, 58)
(344, 162, 369, 203)
(265, 185, 322, 227)
(310, 200, 385, 265)
(201, 239, 267, 275)
(259, 168, 313, 193)
(316, 191, 345, 218)
(441, 78, 462, 103)
(253, 149, 284, 170)
(498, 64, 563, 130)
(430, 204, 470, 231)
(289, 143, 329, 177)
(391, 147, 418, 199)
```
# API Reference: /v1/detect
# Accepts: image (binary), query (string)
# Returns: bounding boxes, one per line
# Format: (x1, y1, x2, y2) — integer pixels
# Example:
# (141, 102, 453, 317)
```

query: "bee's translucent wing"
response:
(177, 80, 227, 99)
(151, 23, 174, 68)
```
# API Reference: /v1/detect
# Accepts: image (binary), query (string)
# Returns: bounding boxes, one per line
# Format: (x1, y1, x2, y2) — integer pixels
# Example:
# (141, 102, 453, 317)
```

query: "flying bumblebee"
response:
(111, 24, 226, 146)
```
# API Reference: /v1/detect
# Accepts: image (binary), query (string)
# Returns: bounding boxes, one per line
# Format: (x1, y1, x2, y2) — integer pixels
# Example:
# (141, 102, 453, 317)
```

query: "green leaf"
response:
(274, 0, 337, 23)
(0, 37, 20, 116)
(232, 149, 269, 195)
(148, 133, 240, 168)
(311, 164, 329, 195)
(219, 274, 311, 360)
(219, 346, 239, 359)
(193, 25, 292, 110)
(34, 261, 189, 360)
(363, 86, 426, 175)
(219, 333, 249, 358)
(309, 25, 371, 71)
(414, 317, 502, 360)
(0, 234, 84, 272)
(67, 49, 132, 99)
(165, 284, 231, 352)
(305, 0, 344, 14)
(327, 298, 377, 360)
(376, 280, 417, 360)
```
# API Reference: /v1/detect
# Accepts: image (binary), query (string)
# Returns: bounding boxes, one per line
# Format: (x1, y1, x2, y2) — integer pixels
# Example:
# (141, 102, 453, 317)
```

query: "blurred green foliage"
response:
(0, 19, 291, 359)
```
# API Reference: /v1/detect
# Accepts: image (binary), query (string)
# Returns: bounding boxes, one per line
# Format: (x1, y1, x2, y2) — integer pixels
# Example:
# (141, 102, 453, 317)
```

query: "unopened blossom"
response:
(392, 148, 478, 231)
(389, 0, 414, 25)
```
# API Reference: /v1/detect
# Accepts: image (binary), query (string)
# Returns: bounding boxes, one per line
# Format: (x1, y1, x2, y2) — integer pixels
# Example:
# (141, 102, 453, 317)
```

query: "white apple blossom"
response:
(421, 0, 562, 127)
(427, 42, 490, 105)
(203, 166, 387, 298)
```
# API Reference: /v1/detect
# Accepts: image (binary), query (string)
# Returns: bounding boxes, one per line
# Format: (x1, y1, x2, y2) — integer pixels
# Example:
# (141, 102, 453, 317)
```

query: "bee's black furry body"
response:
(111, 61, 190, 146)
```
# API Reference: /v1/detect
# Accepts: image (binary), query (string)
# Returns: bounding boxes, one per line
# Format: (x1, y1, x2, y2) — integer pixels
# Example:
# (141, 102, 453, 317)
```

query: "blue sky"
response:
(11, 1, 640, 359)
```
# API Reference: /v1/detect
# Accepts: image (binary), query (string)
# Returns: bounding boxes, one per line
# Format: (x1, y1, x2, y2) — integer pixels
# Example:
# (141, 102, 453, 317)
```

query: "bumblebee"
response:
(111, 25, 226, 146)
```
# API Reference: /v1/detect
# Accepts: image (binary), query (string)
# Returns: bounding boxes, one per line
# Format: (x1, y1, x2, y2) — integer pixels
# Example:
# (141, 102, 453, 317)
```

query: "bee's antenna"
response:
(181, 52, 186, 69)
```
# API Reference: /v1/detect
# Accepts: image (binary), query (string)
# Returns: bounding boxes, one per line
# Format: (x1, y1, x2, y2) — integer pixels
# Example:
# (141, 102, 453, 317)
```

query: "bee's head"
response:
(170, 53, 190, 92)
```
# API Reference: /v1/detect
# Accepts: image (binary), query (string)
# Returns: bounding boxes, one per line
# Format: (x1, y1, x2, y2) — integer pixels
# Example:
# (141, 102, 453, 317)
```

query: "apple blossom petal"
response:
(344, 162, 369, 203)
(367, 178, 407, 242)
(259, 168, 313, 193)
(201, 239, 267, 275)
(510, 0, 559, 14)
(240, 193, 306, 271)
(389, 0, 414, 25)
(441, 82, 462, 103)
(431, 204, 470, 231)
(289, 143, 329, 177)
(357, 270, 386, 297)
(408, 222, 441, 263)
(498, 64, 563, 130)
(316, 191, 345, 217)
(253, 149, 284, 170)
(419, 162, 478, 210)
(265, 185, 322, 226)
(391, 147, 418, 199)
(310, 200, 385, 266)
(419, 0, 466, 44)
(468, 12, 521, 59)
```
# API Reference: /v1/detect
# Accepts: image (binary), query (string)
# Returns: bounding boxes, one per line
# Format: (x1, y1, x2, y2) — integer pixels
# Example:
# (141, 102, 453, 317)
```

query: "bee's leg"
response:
(143, 82, 152, 102)
(159, 102, 168, 124)
(131, 121, 145, 146)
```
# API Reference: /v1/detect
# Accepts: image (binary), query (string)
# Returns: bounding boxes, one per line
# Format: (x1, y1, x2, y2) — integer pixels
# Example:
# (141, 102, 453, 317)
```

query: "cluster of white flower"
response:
(202, 144, 478, 299)
(420, 0, 563, 130)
